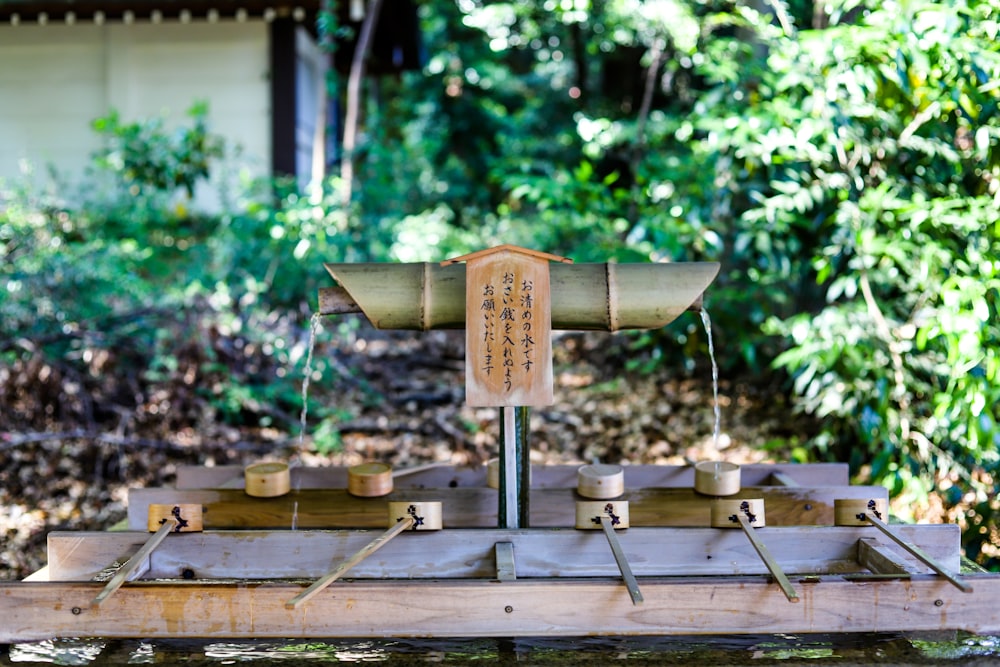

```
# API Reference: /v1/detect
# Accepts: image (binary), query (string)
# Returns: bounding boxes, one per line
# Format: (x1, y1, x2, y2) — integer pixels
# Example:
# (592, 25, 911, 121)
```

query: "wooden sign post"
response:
(443, 246, 572, 528)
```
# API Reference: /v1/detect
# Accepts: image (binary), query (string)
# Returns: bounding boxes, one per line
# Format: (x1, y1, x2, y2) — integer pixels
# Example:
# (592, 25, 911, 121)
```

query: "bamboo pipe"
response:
(285, 517, 415, 609)
(860, 511, 973, 593)
(91, 519, 177, 608)
(319, 262, 719, 330)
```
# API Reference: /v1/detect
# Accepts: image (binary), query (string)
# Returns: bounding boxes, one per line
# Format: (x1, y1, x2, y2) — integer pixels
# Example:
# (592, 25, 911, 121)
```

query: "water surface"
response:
(6, 633, 999, 665)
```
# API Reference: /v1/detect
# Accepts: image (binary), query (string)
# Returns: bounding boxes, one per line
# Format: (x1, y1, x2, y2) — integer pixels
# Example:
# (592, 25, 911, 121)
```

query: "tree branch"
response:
(340, 0, 385, 211)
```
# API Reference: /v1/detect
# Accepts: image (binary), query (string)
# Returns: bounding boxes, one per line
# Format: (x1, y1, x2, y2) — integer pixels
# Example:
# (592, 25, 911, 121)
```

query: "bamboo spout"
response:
(319, 262, 719, 331)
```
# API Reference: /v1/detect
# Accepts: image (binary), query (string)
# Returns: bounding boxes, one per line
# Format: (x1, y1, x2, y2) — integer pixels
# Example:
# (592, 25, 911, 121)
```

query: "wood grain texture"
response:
(90, 520, 176, 608)
(858, 536, 918, 575)
(45, 525, 961, 581)
(462, 248, 554, 407)
(128, 485, 888, 530)
(2, 576, 999, 642)
(174, 463, 852, 491)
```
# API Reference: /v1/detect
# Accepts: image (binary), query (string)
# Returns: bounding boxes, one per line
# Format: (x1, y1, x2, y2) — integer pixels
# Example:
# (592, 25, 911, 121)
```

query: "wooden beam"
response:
(769, 471, 800, 487)
(857, 537, 917, 576)
(2, 576, 999, 642)
(285, 517, 414, 609)
(90, 520, 176, 608)
(45, 526, 961, 581)
(734, 512, 798, 603)
(174, 463, 851, 490)
(127, 484, 887, 530)
(599, 516, 643, 605)
(269, 16, 297, 178)
(861, 512, 973, 592)
(494, 542, 516, 581)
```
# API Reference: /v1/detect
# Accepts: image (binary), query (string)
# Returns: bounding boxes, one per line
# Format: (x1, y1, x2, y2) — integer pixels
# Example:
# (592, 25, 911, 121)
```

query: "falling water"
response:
(700, 307, 721, 449)
(291, 501, 299, 531)
(298, 312, 323, 448)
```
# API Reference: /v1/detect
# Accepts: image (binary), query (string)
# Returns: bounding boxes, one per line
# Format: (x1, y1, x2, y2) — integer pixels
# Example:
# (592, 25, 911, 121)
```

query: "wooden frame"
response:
(3, 577, 999, 642)
(125, 484, 890, 530)
(174, 462, 852, 491)
(4, 463, 999, 643)
(43, 525, 960, 581)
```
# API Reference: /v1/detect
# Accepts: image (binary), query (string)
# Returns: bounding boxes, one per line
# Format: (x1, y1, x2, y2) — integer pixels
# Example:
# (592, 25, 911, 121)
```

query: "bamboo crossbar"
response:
(319, 262, 719, 330)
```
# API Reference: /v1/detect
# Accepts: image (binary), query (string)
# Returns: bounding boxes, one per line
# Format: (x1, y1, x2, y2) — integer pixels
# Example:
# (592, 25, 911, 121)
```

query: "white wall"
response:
(295, 25, 326, 190)
(0, 20, 270, 210)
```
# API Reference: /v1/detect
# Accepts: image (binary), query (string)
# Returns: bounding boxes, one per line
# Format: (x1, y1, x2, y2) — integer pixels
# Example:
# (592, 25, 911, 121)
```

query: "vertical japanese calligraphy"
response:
(451, 246, 563, 407)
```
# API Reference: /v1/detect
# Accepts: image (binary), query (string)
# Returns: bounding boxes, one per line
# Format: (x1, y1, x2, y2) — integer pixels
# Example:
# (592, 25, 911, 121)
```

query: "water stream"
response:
(298, 313, 323, 448)
(699, 307, 721, 448)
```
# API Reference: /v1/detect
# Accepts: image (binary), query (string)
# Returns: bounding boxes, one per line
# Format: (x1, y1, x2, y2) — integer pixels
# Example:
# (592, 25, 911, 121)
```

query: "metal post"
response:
(498, 406, 531, 529)
(517, 406, 531, 528)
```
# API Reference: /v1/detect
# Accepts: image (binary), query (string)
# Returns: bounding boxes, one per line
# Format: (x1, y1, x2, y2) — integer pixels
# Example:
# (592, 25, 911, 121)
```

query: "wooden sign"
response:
(442, 245, 572, 407)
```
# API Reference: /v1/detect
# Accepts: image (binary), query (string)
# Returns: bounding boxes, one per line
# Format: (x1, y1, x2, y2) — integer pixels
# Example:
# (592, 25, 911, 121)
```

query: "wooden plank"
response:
(45, 525, 961, 581)
(495, 542, 516, 581)
(2, 576, 999, 642)
(127, 485, 887, 530)
(599, 516, 643, 605)
(49, 533, 150, 581)
(174, 463, 851, 490)
(285, 517, 415, 610)
(91, 520, 176, 608)
(459, 246, 557, 407)
(734, 512, 798, 603)
(858, 537, 917, 575)
(861, 512, 973, 592)
(769, 471, 800, 487)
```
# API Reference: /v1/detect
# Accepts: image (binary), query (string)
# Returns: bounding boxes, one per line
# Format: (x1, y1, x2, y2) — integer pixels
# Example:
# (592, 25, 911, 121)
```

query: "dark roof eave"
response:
(0, 1, 322, 22)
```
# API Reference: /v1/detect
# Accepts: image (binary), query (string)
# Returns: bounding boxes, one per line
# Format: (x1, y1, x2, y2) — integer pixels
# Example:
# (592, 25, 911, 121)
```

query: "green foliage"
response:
(739, 0, 1000, 565)
(3, 0, 999, 565)
(91, 102, 224, 199)
(0, 109, 343, 448)
(341, 0, 999, 565)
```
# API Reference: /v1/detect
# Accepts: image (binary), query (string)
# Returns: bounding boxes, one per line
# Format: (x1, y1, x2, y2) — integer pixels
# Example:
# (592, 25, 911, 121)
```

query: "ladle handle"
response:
(91, 519, 177, 608)
(599, 516, 643, 606)
(286, 517, 415, 609)
(735, 513, 799, 603)
(863, 512, 972, 593)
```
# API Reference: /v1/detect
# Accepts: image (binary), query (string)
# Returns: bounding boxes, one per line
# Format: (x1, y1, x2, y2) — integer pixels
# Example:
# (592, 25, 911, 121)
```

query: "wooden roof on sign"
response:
(441, 245, 573, 266)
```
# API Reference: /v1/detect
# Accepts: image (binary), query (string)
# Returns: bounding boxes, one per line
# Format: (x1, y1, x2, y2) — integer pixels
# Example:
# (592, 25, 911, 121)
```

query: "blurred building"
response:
(0, 1, 328, 207)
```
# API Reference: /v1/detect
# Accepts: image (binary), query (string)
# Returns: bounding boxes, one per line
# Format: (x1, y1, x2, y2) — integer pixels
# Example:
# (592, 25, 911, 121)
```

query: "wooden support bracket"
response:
(494, 542, 516, 581)
(857, 537, 915, 576)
